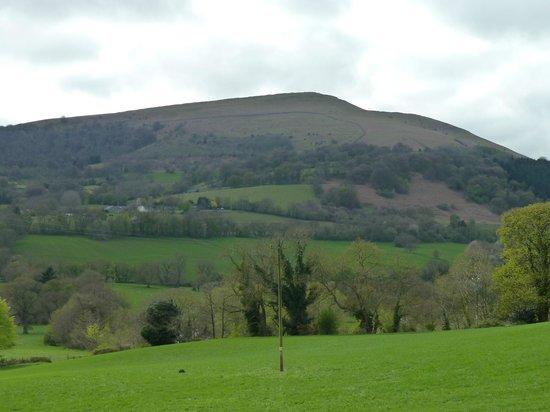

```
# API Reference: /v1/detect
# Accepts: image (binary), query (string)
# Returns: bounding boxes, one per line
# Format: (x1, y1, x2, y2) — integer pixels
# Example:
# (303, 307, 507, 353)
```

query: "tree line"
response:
(1, 202, 547, 353)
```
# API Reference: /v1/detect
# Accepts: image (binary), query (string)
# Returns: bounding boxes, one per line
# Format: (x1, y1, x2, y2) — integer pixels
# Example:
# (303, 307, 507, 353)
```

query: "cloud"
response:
(159, 29, 360, 99)
(421, 0, 550, 38)
(0, 0, 189, 22)
(0, 13, 99, 64)
(281, 0, 350, 18)
(0, 0, 548, 158)
(62, 75, 118, 97)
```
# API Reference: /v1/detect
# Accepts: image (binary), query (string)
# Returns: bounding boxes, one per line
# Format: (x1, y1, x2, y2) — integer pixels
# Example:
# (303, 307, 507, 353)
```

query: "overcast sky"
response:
(1, 0, 549, 158)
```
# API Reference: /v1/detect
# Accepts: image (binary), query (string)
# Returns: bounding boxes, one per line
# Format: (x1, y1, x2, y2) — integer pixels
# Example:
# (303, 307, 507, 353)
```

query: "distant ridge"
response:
(13, 92, 517, 155)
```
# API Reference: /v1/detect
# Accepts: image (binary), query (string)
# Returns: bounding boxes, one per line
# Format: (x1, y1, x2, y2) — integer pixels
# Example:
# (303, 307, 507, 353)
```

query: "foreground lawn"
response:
(14, 235, 465, 278)
(0, 323, 548, 410)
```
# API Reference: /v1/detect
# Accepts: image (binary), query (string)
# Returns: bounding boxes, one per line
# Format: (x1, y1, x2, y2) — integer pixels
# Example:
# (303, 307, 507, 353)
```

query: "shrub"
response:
(421, 258, 450, 281)
(141, 300, 181, 346)
(0, 356, 51, 367)
(48, 271, 127, 349)
(0, 298, 16, 349)
(322, 185, 361, 209)
(394, 233, 418, 251)
(317, 308, 339, 335)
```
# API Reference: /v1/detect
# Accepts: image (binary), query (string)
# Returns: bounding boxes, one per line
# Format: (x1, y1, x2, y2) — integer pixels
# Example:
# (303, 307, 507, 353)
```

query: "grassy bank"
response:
(0, 323, 548, 410)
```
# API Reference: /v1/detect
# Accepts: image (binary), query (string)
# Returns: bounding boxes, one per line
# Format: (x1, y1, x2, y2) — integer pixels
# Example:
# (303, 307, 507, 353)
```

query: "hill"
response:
(0, 92, 515, 163)
(325, 176, 501, 223)
(1, 92, 547, 246)
(0, 323, 548, 410)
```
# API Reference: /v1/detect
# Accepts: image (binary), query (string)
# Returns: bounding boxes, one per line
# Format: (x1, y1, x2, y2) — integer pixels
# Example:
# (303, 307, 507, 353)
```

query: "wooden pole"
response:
(277, 242, 284, 372)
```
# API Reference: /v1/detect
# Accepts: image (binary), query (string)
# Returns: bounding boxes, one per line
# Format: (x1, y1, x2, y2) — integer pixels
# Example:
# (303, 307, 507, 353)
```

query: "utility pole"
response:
(277, 241, 284, 372)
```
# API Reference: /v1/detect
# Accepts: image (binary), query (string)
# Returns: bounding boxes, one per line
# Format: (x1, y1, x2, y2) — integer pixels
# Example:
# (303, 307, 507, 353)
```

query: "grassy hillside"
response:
(13, 235, 466, 277)
(178, 184, 316, 209)
(1, 323, 547, 410)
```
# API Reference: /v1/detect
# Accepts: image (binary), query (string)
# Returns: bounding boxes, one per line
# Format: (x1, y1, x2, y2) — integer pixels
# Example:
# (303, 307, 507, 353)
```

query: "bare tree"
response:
(315, 240, 384, 334)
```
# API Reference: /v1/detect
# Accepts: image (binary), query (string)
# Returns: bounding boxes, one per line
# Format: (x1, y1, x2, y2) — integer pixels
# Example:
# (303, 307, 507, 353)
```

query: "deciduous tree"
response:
(0, 298, 16, 349)
(494, 202, 550, 322)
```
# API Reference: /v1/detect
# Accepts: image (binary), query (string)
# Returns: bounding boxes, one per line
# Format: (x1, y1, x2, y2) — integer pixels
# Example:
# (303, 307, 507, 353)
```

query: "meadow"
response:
(215, 209, 314, 224)
(0, 325, 86, 362)
(110, 283, 169, 309)
(13, 235, 466, 278)
(0, 323, 547, 410)
(176, 184, 317, 209)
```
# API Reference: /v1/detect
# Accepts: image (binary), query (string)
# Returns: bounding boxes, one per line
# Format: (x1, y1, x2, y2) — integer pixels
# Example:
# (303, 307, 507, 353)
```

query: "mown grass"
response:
(14, 235, 465, 278)
(0, 323, 548, 410)
(0, 325, 86, 362)
(178, 184, 316, 209)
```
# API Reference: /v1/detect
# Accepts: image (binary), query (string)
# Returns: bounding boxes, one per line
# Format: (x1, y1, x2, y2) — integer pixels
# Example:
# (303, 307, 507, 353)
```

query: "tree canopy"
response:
(0, 298, 16, 349)
(494, 202, 550, 322)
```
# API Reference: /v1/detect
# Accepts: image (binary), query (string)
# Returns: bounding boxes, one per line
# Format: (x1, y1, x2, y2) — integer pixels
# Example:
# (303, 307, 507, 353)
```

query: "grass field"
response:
(0, 323, 547, 410)
(215, 209, 318, 224)
(1, 325, 86, 362)
(111, 283, 169, 309)
(178, 184, 316, 209)
(14, 235, 466, 278)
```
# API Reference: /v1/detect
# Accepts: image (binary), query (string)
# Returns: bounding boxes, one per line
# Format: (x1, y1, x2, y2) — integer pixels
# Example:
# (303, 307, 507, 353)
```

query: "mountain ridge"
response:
(5, 92, 519, 156)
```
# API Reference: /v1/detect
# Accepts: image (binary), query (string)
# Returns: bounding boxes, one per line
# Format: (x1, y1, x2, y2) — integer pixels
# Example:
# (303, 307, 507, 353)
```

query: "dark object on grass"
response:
(179, 369, 185, 374)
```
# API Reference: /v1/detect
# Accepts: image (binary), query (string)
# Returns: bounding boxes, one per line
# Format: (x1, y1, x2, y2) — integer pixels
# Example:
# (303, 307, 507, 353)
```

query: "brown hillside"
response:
(27, 92, 516, 153)
(324, 175, 500, 224)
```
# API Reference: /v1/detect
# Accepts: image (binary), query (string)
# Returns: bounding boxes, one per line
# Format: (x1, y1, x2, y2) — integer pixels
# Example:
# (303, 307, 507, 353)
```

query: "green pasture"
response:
(13, 235, 465, 278)
(0, 325, 86, 362)
(178, 184, 316, 209)
(1, 323, 547, 410)
(110, 283, 169, 309)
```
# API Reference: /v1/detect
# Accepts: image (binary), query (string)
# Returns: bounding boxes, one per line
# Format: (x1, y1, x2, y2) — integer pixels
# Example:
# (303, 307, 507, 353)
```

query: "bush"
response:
(322, 185, 361, 209)
(317, 308, 339, 335)
(0, 298, 16, 349)
(48, 271, 127, 349)
(394, 233, 418, 251)
(141, 300, 181, 346)
(421, 258, 450, 281)
(0, 356, 51, 367)
(92, 347, 124, 355)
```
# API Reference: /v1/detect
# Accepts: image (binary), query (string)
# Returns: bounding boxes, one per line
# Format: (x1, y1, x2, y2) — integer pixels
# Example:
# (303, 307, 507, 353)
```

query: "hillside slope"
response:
(11, 92, 514, 153)
(0, 323, 547, 410)
(325, 176, 501, 223)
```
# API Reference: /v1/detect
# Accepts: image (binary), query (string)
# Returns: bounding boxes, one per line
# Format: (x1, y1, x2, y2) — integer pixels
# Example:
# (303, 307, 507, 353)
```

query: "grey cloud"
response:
(422, 0, 550, 38)
(158, 29, 360, 98)
(62, 75, 118, 97)
(281, 0, 350, 18)
(0, 0, 189, 22)
(0, 28, 98, 64)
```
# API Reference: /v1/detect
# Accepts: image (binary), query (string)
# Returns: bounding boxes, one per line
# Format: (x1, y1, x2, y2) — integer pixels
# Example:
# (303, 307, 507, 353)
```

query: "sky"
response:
(1, 0, 549, 158)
